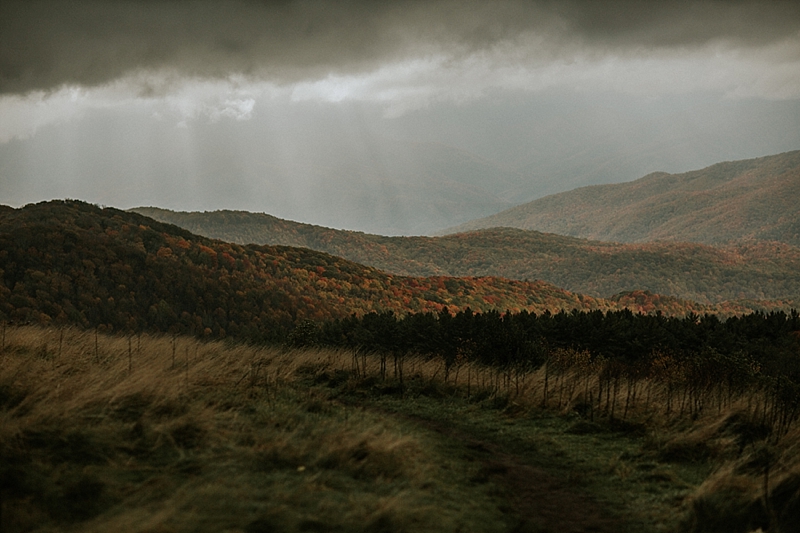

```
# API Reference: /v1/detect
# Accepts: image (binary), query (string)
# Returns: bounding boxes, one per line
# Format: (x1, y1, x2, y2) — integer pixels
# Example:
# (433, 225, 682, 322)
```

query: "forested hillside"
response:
(134, 208, 800, 305)
(0, 200, 602, 341)
(445, 150, 800, 245)
(1, 201, 778, 342)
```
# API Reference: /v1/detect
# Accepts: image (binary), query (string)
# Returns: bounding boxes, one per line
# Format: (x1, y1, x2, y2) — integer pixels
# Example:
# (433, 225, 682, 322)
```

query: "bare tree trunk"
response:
(623, 377, 632, 420)
(398, 353, 405, 399)
(542, 362, 549, 407)
(610, 375, 619, 420)
(583, 374, 590, 410)
(597, 376, 604, 414)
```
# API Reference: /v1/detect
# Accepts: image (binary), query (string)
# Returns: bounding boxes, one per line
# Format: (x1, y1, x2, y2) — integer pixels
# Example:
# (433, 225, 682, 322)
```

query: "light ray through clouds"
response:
(1, 1, 800, 234)
(0, 77, 276, 143)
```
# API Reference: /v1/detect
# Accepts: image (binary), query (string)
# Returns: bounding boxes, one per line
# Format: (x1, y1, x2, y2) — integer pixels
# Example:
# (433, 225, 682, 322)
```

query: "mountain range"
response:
(445, 150, 800, 246)
(0, 201, 781, 343)
(0, 200, 602, 340)
(3, 150, 799, 341)
(134, 190, 800, 305)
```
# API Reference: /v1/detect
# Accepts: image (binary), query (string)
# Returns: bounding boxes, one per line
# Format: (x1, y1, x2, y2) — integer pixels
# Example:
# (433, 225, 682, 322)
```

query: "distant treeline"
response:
(311, 308, 800, 430)
(316, 308, 800, 371)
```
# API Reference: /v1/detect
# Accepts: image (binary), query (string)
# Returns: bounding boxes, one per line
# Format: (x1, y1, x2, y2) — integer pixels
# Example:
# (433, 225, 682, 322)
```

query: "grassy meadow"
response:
(2, 325, 799, 532)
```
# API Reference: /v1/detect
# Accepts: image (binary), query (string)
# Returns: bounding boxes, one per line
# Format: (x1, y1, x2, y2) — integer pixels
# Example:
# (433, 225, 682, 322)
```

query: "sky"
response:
(2, 0, 800, 235)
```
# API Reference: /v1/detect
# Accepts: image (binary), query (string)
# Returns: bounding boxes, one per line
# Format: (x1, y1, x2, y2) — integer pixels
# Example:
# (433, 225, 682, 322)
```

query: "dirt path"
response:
(401, 414, 622, 533)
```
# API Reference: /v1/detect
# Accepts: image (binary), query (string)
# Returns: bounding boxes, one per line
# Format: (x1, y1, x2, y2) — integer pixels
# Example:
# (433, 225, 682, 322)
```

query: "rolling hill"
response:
(0, 200, 607, 340)
(444, 150, 800, 246)
(1, 201, 780, 342)
(133, 207, 800, 305)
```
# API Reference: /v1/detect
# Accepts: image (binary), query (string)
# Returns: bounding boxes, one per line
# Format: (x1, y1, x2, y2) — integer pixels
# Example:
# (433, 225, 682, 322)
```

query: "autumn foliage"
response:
(135, 206, 800, 306)
(0, 200, 610, 341)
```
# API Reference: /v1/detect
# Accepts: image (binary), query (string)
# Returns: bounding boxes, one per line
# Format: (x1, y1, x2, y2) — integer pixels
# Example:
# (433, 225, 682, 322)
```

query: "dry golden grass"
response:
(0, 326, 510, 533)
(2, 325, 799, 532)
(336, 344, 800, 533)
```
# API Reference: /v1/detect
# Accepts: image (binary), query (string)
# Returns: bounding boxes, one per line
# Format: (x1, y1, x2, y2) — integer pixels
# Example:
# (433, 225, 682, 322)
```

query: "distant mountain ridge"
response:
(132, 207, 800, 305)
(444, 150, 800, 246)
(0, 200, 609, 339)
(4, 200, 775, 342)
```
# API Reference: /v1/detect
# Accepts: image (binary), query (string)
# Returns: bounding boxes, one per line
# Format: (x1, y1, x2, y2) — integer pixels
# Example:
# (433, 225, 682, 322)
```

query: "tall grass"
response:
(0, 326, 509, 533)
(325, 344, 800, 533)
(3, 325, 799, 532)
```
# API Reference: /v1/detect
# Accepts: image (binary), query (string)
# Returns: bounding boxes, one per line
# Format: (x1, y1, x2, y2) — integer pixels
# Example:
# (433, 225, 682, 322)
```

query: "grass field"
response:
(2, 326, 799, 532)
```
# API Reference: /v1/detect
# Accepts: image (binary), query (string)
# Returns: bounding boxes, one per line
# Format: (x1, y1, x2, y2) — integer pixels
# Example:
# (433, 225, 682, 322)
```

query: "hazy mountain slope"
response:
(444, 150, 800, 245)
(133, 209, 800, 305)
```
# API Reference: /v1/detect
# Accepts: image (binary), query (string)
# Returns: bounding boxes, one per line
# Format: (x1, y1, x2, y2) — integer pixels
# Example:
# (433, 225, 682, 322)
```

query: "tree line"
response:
(307, 307, 800, 432)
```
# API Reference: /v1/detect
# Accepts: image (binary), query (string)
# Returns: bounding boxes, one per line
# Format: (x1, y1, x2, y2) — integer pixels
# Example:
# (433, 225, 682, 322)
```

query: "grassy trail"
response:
(323, 376, 708, 533)
(387, 407, 623, 533)
(4, 326, 785, 533)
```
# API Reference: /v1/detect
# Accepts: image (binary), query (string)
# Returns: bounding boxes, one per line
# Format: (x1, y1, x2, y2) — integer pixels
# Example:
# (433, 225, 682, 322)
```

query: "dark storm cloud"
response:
(556, 1, 800, 48)
(2, 0, 799, 95)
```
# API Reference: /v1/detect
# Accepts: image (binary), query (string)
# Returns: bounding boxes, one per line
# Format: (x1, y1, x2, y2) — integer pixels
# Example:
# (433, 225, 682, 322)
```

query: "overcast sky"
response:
(2, 0, 800, 234)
